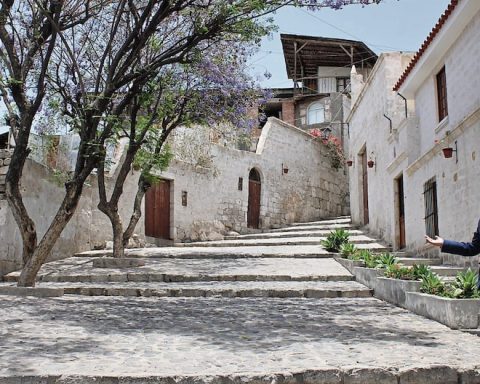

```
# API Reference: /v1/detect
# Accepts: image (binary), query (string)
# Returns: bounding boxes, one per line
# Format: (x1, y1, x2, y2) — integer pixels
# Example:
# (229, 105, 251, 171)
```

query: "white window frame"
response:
(307, 102, 325, 125)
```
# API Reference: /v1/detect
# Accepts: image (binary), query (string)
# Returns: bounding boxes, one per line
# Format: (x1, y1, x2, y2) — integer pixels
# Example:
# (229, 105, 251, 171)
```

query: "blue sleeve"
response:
(441, 219, 480, 256)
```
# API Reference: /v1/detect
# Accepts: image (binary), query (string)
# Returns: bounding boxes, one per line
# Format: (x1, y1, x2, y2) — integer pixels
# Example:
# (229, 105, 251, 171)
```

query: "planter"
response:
(442, 147, 454, 158)
(375, 277, 421, 308)
(367, 160, 375, 168)
(405, 292, 480, 329)
(334, 257, 364, 274)
(352, 266, 383, 290)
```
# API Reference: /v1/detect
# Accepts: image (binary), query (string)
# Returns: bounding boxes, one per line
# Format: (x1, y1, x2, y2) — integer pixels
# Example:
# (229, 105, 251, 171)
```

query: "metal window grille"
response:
(423, 178, 439, 238)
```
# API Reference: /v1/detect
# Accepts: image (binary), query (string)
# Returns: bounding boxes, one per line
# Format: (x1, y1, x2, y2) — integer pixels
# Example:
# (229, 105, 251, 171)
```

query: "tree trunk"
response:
(123, 174, 150, 247)
(17, 181, 85, 287)
(112, 212, 125, 258)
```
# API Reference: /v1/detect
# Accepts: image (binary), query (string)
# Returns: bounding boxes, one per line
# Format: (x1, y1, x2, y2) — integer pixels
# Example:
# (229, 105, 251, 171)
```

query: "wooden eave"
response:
(281, 34, 378, 80)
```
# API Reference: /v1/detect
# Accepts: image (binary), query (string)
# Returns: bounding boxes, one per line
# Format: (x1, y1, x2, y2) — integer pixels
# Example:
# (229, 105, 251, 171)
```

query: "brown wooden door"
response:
(362, 152, 369, 225)
(145, 180, 171, 239)
(247, 169, 261, 228)
(248, 180, 261, 228)
(397, 175, 406, 249)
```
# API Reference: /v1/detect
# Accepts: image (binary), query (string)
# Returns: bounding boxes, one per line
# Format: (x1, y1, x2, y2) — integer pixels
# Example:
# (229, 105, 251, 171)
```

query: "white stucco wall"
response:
(348, 5, 480, 266)
(346, 53, 414, 247)
(159, 117, 349, 240)
(0, 117, 349, 277)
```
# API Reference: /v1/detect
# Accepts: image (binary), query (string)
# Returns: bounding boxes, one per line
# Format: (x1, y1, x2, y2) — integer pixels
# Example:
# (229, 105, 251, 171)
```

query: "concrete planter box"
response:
(405, 292, 480, 329)
(375, 277, 421, 308)
(352, 267, 383, 290)
(334, 257, 364, 274)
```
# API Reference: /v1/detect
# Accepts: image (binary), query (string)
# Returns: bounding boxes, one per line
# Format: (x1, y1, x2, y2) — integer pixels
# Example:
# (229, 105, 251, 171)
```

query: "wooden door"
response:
(397, 175, 406, 249)
(145, 180, 171, 239)
(362, 152, 369, 225)
(247, 169, 261, 228)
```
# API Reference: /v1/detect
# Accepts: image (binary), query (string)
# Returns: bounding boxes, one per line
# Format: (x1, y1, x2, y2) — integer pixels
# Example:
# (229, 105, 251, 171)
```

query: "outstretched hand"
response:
(425, 235, 444, 247)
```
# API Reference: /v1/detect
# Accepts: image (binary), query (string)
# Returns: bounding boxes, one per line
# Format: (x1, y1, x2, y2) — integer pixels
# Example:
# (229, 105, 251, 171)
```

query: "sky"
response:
(249, 0, 451, 89)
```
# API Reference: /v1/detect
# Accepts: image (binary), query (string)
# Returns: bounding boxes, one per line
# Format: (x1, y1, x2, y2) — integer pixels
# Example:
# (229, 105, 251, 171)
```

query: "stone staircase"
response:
(2, 216, 480, 382)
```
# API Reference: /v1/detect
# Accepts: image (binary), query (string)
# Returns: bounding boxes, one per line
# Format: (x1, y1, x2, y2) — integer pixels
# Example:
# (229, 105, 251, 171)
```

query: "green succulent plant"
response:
(321, 229, 350, 252)
(446, 268, 480, 299)
(375, 253, 397, 269)
(420, 272, 445, 296)
(339, 242, 357, 258)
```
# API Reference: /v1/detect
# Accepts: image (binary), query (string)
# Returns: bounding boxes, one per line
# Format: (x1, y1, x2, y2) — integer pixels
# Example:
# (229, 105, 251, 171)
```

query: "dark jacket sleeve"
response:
(441, 219, 480, 256)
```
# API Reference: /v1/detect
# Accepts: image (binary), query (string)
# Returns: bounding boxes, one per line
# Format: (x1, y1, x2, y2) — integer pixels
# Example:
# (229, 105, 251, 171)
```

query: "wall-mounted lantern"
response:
(367, 151, 375, 169)
(282, 163, 289, 175)
(321, 126, 332, 140)
(346, 160, 353, 167)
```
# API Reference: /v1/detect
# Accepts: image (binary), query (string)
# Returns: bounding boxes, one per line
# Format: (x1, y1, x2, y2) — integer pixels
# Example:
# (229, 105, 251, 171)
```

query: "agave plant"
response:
(420, 273, 445, 296)
(375, 253, 397, 269)
(321, 229, 350, 252)
(355, 249, 378, 268)
(411, 264, 433, 280)
(339, 242, 357, 258)
(447, 268, 480, 298)
(384, 264, 414, 280)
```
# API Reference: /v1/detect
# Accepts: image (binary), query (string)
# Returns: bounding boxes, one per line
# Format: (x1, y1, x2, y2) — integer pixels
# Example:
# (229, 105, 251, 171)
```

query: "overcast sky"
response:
(250, 0, 451, 88)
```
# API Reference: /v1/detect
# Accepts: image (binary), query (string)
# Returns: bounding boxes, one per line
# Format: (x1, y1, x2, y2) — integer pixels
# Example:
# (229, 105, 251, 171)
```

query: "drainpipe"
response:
(397, 93, 408, 118)
(383, 114, 392, 134)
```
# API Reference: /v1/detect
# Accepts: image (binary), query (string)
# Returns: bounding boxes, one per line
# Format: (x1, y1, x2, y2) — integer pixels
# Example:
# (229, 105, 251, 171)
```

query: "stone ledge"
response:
(92, 258, 146, 269)
(0, 286, 64, 297)
(0, 367, 477, 384)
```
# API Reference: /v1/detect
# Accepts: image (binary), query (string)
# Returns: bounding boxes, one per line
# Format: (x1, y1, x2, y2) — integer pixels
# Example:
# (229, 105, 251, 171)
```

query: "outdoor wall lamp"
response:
(346, 159, 353, 167)
(282, 163, 289, 175)
(367, 151, 375, 169)
(321, 126, 332, 140)
(442, 140, 458, 163)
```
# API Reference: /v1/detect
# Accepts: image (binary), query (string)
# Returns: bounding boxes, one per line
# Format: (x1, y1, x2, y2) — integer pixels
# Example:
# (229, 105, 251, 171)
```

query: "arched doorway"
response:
(247, 168, 261, 228)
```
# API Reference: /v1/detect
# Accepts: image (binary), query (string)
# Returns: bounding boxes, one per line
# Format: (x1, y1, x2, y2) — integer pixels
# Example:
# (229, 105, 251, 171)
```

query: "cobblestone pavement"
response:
(1, 296, 480, 379)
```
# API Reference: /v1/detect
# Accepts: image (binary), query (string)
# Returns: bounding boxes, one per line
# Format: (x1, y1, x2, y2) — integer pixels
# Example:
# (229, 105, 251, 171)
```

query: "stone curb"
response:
(92, 258, 146, 268)
(0, 286, 64, 297)
(74, 252, 337, 259)
(3, 274, 355, 284)
(1, 366, 479, 384)
(61, 286, 372, 299)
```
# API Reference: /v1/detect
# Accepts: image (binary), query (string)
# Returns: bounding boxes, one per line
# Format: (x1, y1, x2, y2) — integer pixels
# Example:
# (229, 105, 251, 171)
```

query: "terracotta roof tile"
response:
(393, 0, 459, 91)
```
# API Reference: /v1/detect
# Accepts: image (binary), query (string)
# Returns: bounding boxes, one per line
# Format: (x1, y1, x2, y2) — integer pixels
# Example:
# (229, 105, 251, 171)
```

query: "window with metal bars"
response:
(436, 66, 448, 121)
(424, 178, 439, 238)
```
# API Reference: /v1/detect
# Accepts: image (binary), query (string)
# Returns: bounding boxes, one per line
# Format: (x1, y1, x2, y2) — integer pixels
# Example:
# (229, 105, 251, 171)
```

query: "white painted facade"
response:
(348, 0, 480, 266)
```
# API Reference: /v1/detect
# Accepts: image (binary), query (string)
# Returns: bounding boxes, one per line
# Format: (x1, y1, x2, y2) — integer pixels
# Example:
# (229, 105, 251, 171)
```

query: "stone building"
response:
(347, 0, 480, 267)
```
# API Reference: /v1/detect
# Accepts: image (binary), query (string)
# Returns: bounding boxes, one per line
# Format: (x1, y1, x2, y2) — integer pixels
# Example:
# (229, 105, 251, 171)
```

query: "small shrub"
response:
(420, 273, 445, 295)
(355, 249, 378, 268)
(411, 264, 433, 280)
(375, 253, 397, 269)
(321, 229, 350, 252)
(339, 242, 357, 258)
(445, 268, 480, 299)
(384, 264, 415, 280)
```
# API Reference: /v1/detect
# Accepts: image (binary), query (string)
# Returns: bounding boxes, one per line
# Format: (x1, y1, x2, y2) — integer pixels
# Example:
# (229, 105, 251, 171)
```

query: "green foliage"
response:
(411, 264, 432, 280)
(375, 253, 397, 269)
(384, 264, 415, 280)
(321, 229, 350, 252)
(339, 242, 357, 258)
(446, 268, 480, 299)
(420, 273, 445, 296)
(134, 144, 173, 184)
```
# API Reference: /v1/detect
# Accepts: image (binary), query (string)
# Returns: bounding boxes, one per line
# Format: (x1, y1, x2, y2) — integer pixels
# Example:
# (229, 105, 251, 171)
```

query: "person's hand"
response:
(425, 235, 444, 247)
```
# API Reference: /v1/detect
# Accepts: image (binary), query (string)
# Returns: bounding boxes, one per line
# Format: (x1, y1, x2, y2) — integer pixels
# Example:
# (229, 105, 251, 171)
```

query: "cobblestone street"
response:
(1, 295, 480, 382)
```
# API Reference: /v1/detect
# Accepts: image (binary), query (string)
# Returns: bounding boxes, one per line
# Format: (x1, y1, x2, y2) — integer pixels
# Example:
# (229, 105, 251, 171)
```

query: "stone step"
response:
(177, 235, 380, 248)
(397, 257, 442, 266)
(430, 266, 469, 277)
(289, 217, 352, 226)
(21, 280, 373, 299)
(4, 257, 354, 284)
(224, 229, 364, 240)
(267, 223, 356, 232)
(5, 272, 355, 284)
(76, 245, 338, 259)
